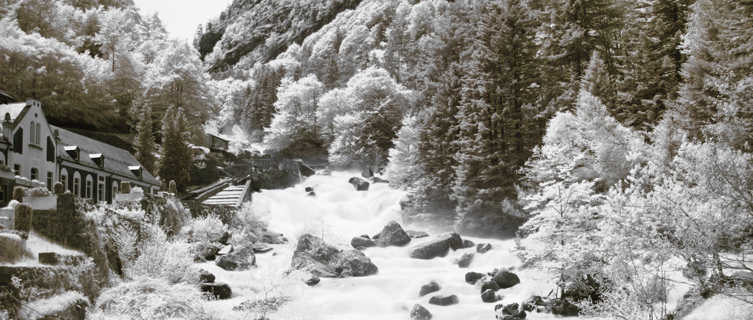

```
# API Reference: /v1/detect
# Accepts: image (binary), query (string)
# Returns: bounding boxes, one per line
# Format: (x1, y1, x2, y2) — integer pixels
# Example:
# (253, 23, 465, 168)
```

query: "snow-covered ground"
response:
(201, 171, 598, 320)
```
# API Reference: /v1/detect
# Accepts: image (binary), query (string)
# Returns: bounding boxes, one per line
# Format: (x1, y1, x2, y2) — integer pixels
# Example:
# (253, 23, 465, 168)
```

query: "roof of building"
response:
(0, 102, 29, 123)
(51, 125, 160, 186)
(0, 90, 17, 104)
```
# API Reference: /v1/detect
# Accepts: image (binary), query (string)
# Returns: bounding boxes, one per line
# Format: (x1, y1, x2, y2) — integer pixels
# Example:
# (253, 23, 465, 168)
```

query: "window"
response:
(13, 128, 22, 154)
(30, 168, 38, 181)
(86, 175, 93, 199)
(47, 172, 53, 191)
(30, 121, 35, 145)
(112, 182, 118, 202)
(97, 176, 104, 202)
(13, 164, 20, 176)
(61, 169, 68, 191)
(29, 122, 40, 145)
(46, 137, 55, 162)
(73, 172, 81, 197)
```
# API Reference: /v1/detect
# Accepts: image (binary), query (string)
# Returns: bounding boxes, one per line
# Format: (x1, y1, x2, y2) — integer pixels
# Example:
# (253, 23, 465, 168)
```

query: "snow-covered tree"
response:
(323, 67, 412, 169)
(385, 115, 423, 189)
(264, 74, 325, 152)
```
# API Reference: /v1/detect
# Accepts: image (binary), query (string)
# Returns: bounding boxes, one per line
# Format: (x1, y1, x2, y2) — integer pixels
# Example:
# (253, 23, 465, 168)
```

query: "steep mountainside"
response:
(197, 0, 363, 74)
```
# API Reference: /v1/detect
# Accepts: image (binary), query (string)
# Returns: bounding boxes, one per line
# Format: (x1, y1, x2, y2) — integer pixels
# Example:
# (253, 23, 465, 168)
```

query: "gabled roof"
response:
(51, 125, 160, 186)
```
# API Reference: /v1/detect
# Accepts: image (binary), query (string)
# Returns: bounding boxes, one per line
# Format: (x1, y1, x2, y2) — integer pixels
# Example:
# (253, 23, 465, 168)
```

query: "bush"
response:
(232, 203, 267, 244)
(89, 278, 212, 320)
(126, 224, 197, 284)
(185, 214, 226, 244)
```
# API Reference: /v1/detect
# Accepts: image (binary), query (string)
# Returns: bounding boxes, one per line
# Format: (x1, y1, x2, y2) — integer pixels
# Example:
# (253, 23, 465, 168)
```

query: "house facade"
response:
(53, 126, 161, 203)
(0, 99, 160, 206)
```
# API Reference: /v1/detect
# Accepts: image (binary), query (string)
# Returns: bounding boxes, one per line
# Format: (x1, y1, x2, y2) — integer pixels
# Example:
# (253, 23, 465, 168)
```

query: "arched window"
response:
(85, 175, 93, 199)
(36, 123, 40, 145)
(60, 168, 68, 191)
(73, 172, 81, 197)
(30, 121, 36, 145)
(97, 176, 104, 202)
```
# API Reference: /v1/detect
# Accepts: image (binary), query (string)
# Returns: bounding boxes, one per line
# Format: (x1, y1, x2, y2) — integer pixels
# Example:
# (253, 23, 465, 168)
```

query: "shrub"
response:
(89, 278, 212, 320)
(232, 203, 267, 245)
(126, 224, 197, 284)
(185, 214, 226, 244)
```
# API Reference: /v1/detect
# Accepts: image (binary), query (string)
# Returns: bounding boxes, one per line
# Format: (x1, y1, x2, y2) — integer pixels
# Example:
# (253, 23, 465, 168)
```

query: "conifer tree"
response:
(158, 106, 191, 192)
(451, 0, 541, 234)
(134, 103, 156, 173)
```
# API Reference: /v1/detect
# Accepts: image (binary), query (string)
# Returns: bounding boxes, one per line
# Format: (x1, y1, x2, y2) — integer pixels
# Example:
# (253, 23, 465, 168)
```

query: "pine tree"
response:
(451, 0, 541, 235)
(158, 106, 191, 192)
(134, 103, 156, 173)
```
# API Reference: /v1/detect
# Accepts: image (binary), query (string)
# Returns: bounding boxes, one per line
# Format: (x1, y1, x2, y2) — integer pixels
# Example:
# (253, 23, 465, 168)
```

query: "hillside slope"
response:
(198, 0, 363, 74)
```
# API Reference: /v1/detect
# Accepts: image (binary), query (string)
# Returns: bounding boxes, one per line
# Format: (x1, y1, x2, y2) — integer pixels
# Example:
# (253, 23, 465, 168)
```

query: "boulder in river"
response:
(216, 245, 256, 271)
(465, 271, 485, 284)
(351, 236, 376, 250)
(495, 303, 527, 320)
(348, 177, 370, 191)
(480, 278, 501, 293)
(374, 221, 411, 247)
(461, 239, 475, 249)
(336, 250, 379, 277)
(199, 269, 215, 283)
(291, 234, 378, 277)
(419, 281, 441, 297)
(457, 252, 474, 268)
(481, 289, 499, 303)
(200, 282, 232, 300)
(494, 269, 521, 289)
(409, 233, 463, 260)
(476, 243, 492, 254)
(406, 230, 429, 239)
(305, 275, 320, 286)
(410, 304, 433, 320)
(252, 243, 274, 254)
(428, 294, 459, 306)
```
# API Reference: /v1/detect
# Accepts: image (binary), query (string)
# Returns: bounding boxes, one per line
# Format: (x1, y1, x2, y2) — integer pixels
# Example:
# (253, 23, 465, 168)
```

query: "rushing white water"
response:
(201, 171, 575, 320)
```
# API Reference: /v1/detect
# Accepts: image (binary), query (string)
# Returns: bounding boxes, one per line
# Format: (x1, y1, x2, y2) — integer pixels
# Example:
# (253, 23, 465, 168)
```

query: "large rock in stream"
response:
(291, 234, 378, 277)
(373, 221, 411, 247)
(409, 233, 464, 260)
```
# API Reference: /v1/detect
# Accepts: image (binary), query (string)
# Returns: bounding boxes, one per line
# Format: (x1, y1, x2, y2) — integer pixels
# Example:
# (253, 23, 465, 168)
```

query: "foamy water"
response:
(202, 171, 574, 320)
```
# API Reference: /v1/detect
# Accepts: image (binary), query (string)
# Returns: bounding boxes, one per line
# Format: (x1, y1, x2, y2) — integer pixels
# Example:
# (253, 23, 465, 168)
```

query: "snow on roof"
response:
(0, 102, 28, 122)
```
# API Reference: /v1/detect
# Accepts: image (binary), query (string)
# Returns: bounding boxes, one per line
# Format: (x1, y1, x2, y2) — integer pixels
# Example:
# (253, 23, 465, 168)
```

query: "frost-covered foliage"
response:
(385, 115, 423, 189)
(127, 224, 197, 284)
(1, 0, 214, 136)
(184, 214, 227, 245)
(264, 75, 325, 152)
(89, 278, 212, 320)
(323, 67, 413, 168)
(232, 203, 268, 245)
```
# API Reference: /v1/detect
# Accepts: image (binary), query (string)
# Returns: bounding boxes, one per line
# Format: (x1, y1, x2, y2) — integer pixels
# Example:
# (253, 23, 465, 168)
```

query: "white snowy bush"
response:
(89, 278, 211, 320)
(127, 224, 197, 284)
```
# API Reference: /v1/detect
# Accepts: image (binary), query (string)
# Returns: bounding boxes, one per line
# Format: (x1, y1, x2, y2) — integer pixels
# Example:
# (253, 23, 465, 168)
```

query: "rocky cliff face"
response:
(198, 0, 363, 73)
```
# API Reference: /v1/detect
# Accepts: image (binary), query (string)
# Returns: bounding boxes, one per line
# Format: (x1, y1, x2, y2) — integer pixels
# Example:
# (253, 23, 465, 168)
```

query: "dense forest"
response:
(197, 0, 753, 317)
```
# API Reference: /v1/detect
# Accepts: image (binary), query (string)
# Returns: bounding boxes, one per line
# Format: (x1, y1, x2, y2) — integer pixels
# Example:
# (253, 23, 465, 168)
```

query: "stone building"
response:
(0, 99, 159, 205)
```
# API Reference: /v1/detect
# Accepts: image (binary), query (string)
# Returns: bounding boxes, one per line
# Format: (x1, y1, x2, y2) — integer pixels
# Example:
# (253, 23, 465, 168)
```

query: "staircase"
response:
(201, 180, 252, 207)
